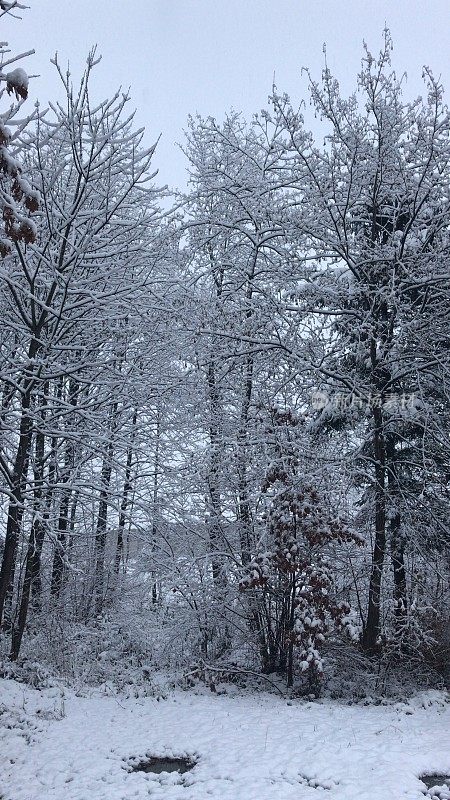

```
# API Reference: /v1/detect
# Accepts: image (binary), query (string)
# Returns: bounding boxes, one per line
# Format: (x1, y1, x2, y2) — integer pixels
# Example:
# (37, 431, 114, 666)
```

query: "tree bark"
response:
(10, 386, 49, 659)
(362, 405, 386, 652)
(50, 376, 80, 599)
(206, 361, 227, 588)
(0, 353, 37, 627)
(390, 511, 408, 628)
(94, 400, 118, 616)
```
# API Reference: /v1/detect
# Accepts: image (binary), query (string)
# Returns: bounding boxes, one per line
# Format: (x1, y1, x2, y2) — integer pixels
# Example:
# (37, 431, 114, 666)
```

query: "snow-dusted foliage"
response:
(240, 408, 362, 688)
(0, 30, 448, 698)
(0, 50, 165, 661)
(0, 2, 39, 255)
(267, 32, 450, 656)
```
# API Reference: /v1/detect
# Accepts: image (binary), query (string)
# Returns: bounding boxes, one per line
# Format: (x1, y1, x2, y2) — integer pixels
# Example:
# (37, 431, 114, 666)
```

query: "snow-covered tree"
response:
(0, 52, 163, 658)
(270, 32, 450, 652)
(240, 407, 361, 688)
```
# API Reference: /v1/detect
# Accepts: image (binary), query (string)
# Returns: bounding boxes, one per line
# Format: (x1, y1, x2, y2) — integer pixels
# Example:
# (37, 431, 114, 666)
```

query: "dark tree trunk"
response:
(385, 436, 408, 634)
(94, 453, 113, 616)
(149, 408, 161, 603)
(67, 489, 80, 551)
(31, 393, 58, 607)
(50, 376, 80, 599)
(0, 376, 35, 627)
(114, 491, 127, 576)
(50, 492, 70, 598)
(28, 516, 46, 609)
(10, 390, 49, 659)
(206, 361, 227, 588)
(10, 516, 46, 661)
(286, 572, 296, 688)
(115, 407, 137, 576)
(391, 511, 408, 627)
(94, 399, 118, 616)
(362, 405, 387, 652)
(237, 351, 254, 567)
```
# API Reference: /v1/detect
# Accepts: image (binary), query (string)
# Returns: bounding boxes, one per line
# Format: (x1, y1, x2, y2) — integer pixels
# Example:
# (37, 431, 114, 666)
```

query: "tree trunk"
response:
(10, 516, 46, 661)
(390, 511, 408, 628)
(94, 400, 118, 616)
(50, 492, 70, 598)
(31, 391, 58, 607)
(114, 443, 133, 575)
(362, 405, 386, 652)
(206, 361, 227, 588)
(10, 388, 49, 659)
(237, 351, 254, 567)
(50, 376, 80, 599)
(149, 407, 161, 603)
(385, 435, 408, 635)
(286, 572, 296, 688)
(0, 375, 35, 627)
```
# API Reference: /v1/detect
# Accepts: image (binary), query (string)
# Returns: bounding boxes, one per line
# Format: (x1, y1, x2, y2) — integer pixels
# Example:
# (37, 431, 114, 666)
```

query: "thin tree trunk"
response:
(362, 405, 386, 652)
(150, 407, 161, 603)
(10, 385, 49, 659)
(0, 365, 36, 627)
(114, 407, 137, 576)
(236, 247, 257, 567)
(206, 361, 226, 588)
(31, 387, 58, 607)
(385, 436, 408, 633)
(94, 400, 118, 616)
(67, 489, 80, 551)
(50, 376, 79, 599)
(390, 511, 408, 628)
(286, 571, 296, 688)
(10, 517, 46, 660)
(50, 493, 70, 598)
(237, 352, 254, 567)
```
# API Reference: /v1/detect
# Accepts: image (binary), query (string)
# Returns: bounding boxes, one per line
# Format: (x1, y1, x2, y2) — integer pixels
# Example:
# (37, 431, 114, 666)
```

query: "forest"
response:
(0, 2, 449, 704)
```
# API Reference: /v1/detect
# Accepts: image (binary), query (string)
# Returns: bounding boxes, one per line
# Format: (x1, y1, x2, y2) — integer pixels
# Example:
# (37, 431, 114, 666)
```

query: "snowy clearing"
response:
(1, 679, 449, 800)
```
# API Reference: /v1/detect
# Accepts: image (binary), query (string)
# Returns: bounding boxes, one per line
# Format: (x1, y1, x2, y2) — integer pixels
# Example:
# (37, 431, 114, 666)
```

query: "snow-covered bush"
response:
(240, 408, 363, 690)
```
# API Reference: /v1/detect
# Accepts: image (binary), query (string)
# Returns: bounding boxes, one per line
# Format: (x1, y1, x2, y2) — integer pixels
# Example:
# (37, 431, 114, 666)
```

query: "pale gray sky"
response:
(3, 0, 450, 191)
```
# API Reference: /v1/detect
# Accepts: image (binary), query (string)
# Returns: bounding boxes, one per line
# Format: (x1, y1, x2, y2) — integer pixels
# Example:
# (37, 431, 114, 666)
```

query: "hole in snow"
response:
(420, 774, 450, 794)
(129, 756, 196, 775)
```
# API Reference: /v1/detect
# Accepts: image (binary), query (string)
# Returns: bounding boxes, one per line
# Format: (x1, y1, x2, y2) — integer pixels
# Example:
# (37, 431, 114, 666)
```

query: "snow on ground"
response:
(0, 678, 449, 800)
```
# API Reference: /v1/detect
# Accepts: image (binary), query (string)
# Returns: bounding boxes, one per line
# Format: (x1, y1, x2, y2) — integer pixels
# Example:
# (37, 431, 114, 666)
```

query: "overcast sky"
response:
(3, 0, 449, 191)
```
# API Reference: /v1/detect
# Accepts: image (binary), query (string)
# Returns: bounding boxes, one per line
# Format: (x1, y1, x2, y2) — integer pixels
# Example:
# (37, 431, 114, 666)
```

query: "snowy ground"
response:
(0, 678, 449, 800)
